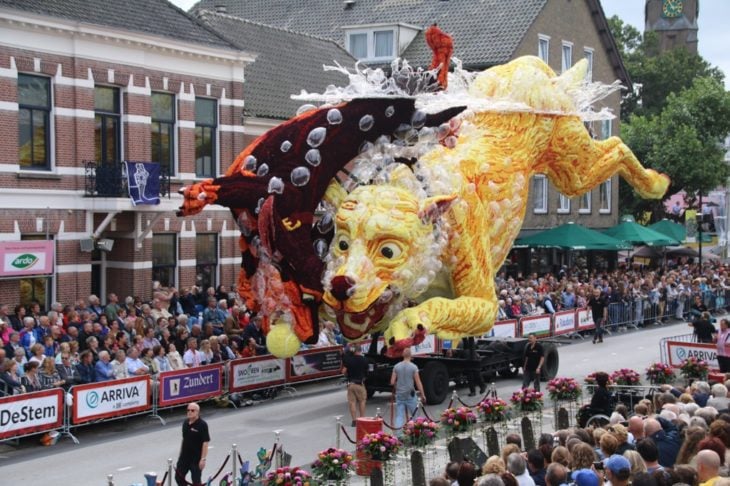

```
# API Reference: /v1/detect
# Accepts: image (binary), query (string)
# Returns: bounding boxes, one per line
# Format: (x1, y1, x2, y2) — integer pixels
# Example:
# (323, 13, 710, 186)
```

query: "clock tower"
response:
(645, 0, 699, 54)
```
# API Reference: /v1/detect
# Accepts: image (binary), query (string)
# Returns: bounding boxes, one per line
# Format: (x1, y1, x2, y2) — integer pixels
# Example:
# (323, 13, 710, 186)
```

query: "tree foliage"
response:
(608, 15, 730, 220)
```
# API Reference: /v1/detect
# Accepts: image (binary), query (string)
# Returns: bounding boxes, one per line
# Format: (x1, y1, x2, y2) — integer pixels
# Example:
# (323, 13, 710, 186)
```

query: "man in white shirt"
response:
(125, 347, 149, 375)
(183, 337, 203, 368)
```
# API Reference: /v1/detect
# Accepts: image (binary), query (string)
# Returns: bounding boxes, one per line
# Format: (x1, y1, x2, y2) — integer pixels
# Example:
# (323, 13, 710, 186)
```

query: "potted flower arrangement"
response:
(440, 406, 478, 433)
(311, 447, 354, 482)
(264, 466, 312, 486)
(547, 377, 582, 401)
(356, 431, 401, 461)
(610, 368, 641, 386)
(403, 416, 440, 447)
(679, 356, 709, 380)
(476, 397, 508, 423)
(646, 362, 676, 385)
(510, 388, 543, 412)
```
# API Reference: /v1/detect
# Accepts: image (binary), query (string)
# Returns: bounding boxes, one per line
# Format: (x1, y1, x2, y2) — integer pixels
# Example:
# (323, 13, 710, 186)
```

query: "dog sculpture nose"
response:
(330, 275, 355, 301)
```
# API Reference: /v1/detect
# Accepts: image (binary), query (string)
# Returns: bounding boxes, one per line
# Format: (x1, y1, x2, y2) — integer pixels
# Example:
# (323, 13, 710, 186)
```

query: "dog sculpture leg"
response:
(384, 191, 498, 353)
(544, 118, 670, 199)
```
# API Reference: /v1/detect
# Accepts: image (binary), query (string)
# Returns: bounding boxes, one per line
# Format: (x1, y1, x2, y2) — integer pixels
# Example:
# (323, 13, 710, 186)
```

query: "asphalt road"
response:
(0, 318, 700, 485)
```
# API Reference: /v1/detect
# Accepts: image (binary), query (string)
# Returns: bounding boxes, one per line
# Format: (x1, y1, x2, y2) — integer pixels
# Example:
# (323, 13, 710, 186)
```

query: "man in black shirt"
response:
(177, 402, 210, 486)
(522, 333, 544, 391)
(342, 344, 369, 426)
(588, 288, 608, 344)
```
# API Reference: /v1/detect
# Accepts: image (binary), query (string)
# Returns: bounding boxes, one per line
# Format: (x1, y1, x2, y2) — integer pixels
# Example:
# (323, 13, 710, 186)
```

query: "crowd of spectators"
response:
(428, 378, 730, 486)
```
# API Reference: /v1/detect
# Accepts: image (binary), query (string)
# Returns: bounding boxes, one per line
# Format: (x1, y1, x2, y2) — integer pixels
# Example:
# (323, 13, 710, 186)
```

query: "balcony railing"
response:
(84, 161, 170, 199)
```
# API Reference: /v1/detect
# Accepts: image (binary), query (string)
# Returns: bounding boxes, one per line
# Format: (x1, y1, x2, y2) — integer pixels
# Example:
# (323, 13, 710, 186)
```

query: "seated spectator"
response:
(75, 350, 96, 383)
(183, 337, 203, 367)
(125, 347, 149, 375)
(218, 335, 236, 361)
(111, 350, 129, 379)
(199, 339, 212, 365)
(95, 350, 114, 381)
(140, 347, 157, 375)
(27, 343, 46, 365)
(142, 326, 160, 351)
(56, 352, 79, 388)
(20, 361, 42, 392)
(208, 337, 222, 364)
(316, 320, 338, 347)
(167, 343, 184, 370)
(1, 359, 24, 394)
(153, 345, 171, 373)
(38, 356, 65, 389)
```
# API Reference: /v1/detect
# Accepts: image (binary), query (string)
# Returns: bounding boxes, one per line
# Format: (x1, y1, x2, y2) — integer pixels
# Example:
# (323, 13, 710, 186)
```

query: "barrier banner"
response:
(72, 376, 150, 424)
(229, 356, 286, 393)
(520, 315, 551, 337)
(576, 308, 595, 331)
(553, 310, 577, 336)
(158, 364, 223, 407)
(287, 346, 343, 383)
(0, 388, 63, 440)
(491, 320, 517, 338)
(665, 341, 719, 369)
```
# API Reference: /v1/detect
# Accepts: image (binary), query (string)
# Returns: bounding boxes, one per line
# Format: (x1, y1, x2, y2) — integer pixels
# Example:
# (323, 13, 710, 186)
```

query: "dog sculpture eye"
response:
(379, 243, 401, 259)
(338, 240, 349, 251)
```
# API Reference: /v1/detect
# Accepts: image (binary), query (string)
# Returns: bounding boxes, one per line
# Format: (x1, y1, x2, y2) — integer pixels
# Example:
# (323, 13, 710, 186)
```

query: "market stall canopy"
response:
(649, 219, 686, 243)
(516, 222, 632, 250)
(603, 220, 680, 246)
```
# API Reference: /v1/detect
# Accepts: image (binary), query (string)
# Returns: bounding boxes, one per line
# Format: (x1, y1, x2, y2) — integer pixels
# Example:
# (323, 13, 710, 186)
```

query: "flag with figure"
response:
(124, 161, 160, 205)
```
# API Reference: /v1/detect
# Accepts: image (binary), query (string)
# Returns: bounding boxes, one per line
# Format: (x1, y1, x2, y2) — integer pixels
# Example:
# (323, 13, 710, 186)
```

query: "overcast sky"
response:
(171, 0, 729, 87)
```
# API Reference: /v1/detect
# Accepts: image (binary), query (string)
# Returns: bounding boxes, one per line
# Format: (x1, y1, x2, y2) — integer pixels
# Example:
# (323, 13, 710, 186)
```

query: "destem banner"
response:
(229, 356, 286, 393)
(0, 388, 63, 439)
(158, 363, 223, 407)
(72, 376, 150, 424)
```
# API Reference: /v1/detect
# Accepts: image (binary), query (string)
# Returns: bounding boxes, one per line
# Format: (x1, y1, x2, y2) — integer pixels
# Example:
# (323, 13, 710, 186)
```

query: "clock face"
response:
(662, 0, 684, 18)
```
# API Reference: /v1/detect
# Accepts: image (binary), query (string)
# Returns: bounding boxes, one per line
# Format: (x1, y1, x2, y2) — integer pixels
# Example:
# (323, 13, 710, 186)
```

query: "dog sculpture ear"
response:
(418, 194, 457, 223)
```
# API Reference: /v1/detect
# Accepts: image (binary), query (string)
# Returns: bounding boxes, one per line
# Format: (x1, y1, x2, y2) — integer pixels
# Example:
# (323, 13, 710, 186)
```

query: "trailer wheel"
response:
(498, 360, 520, 378)
(421, 361, 450, 404)
(540, 344, 559, 380)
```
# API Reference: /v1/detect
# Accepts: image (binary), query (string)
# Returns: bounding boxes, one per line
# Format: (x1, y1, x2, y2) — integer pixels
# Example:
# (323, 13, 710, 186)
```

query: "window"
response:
(538, 35, 550, 63)
(152, 234, 177, 288)
(346, 29, 396, 60)
(561, 42, 573, 73)
(19, 235, 51, 312)
(18, 74, 51, 170)
(584, 48, 594, 82)
(532, 175, 548, 213)
(196, 234, 218, 291)
(579, 191, 591, 214)
(151, 92, 175, 175)
(195, 98, 217, 178)
(600, 119, 612, 140)
(95, 86, 121, 165)
(599, 179, 611, 213)
(558, 193, 570, 214)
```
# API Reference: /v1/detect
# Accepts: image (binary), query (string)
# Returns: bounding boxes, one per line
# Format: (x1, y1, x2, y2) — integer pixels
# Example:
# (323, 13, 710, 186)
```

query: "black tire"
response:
(421, 361, 450, 404)
(540, 344, 559, 380)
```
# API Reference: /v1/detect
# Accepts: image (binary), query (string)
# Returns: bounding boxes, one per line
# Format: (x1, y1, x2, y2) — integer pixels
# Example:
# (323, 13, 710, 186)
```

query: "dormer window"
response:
(346, 28, 396, 61)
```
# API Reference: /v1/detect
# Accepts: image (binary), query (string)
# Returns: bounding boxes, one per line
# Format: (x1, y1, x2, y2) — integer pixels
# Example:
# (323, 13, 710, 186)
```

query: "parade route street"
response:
(0, 318, 704, 485)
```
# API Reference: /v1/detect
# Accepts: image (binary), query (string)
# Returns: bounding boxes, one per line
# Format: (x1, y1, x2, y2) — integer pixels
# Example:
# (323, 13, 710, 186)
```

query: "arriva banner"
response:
(0, 388, 63, 439)
(520, 315, 551, 337)
(0, 241, 54, 277)
(158, 364, 223, 407)
(665, 341, 719, 369)
(229, 357, 286, 393)
(553, 311, 577, 336)
(72, 376, 150, 424)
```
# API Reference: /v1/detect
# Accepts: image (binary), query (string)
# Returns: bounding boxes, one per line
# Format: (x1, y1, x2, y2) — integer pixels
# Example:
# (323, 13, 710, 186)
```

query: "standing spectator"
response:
(104, 293, 120, 322)
(507, 453, 536, 486)
(527, 448, 547, 486)
(95, 350, 114, 381)
(522, 334, 544, 391)
(691, 312, 716, 343)
(176, 402, 210, 486)
(714, 319, 730, 372)
(588, 288, 608, 344)
(20, 317, 42, 355)
(342, 344, 368, 427)
(242, 316, 267, 355)
(604, 455, 631, 486)
(644, 418, 681, 468)
(202, 298, 225, 336)
(390, 348, 426, 430)
(8, 305, 25, 332)
(696, 449, 721, 486)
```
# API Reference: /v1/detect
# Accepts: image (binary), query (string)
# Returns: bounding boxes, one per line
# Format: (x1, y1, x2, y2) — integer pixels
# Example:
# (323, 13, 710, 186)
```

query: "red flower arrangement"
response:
(440, 406, 478, 432)
(510, 388, 544, 412)
(403, 416, 440, 447)
(264, 466, 312, 486)
(476, 397, 508, 422)
(357, 431, 401, 461)
(679, 357, 709, 380)
(311, 447, 353, 481)
(610, 368, 641, 386)
(645, 362, 676, 384)
(547, 377, 582, 401)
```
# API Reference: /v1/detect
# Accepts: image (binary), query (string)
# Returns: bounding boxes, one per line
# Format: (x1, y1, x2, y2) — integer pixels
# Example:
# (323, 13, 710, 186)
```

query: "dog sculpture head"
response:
(322, 184, 455, 340)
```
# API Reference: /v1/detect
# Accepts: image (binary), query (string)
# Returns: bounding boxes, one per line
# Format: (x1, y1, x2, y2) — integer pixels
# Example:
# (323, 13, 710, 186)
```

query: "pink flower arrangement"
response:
(476, 397, 508, 422)
(510, 388, 544, 412)
(440, 406, 478, 432)
(645, 362, 676, 384)
(264, 466, 312, 486)
(403, 416, 440, 447)
(679, 356, 709, 380)
(311, 447, 354, 481)
(610, 368, 641, 386)
(357, 431, 401, 461)
(547, 377, 582, 401)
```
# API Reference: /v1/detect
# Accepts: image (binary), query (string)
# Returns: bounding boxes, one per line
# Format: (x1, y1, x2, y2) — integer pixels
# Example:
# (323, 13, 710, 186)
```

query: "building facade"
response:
(645, 0, 699, 54)
(0, 1, 254, 309)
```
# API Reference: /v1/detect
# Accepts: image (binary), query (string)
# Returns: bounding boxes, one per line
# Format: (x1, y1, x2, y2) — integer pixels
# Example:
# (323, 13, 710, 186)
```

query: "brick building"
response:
(0, 0, 254, 308)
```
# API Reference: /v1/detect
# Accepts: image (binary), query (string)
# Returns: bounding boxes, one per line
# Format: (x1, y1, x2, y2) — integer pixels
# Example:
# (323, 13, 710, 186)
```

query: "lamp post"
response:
(699, 192, 703, 269)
